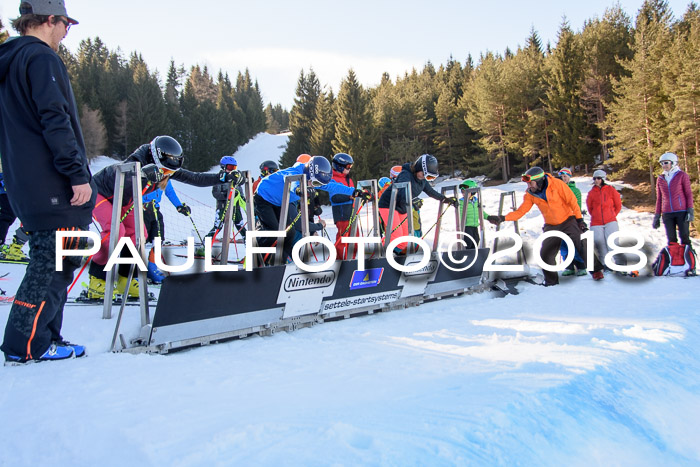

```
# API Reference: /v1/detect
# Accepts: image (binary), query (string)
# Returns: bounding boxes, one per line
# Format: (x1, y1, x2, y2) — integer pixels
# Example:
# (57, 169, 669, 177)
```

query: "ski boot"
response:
(576, 268, 588, 276)
(86, 274, 112, 300)
(0, 239, 29, 262)
(561, 268, 575, 277)
(116, 275, 140, 298)
(147, 261, 166, 284)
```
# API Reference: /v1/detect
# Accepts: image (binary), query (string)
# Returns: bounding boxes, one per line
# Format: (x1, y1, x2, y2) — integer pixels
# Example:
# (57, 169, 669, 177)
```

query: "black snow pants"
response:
(541, 217, 603, 286)
(1, 227, 87, 361)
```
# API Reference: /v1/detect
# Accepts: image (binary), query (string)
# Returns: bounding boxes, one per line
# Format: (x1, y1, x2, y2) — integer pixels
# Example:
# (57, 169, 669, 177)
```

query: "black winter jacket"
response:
(0, 36, 95, 230)
(378, 163, 445, 214)
(93, 144, 222, 204)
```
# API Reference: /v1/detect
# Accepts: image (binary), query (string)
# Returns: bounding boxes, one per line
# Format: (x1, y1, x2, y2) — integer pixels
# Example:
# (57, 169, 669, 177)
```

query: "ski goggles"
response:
(161, 168, 177, 176)
(425, 172, 438, 182)
(162, 154, 183, 170)
(521, 172, 545, 182)
(310, 179, 324, 188)
(340, 163, 353, 170)
(224, 164, 237, 171)
(660, 161, 673, 166)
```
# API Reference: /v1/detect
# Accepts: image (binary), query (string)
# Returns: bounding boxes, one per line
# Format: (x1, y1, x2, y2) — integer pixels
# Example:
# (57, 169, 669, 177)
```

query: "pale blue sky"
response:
(0, 0, 693, 108)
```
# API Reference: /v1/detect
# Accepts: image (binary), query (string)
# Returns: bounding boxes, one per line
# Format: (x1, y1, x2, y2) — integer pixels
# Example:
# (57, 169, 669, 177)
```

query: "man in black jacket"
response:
(0, 0, 95, 364)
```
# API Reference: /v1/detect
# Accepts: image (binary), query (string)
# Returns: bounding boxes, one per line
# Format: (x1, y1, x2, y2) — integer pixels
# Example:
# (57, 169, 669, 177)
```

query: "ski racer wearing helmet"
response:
(254, 156, 366, 264)
(653, 152, 694, 247)
(377, 154, 458, 252)
(88, 136, 241, 299)
(377, 168, 400, 201)
(252, 159, 279, 193)
(458, 180, 491, 250)
(488, 167, 604, 286)
(330, 153, 356, 260)
(207, 155, 247, 241)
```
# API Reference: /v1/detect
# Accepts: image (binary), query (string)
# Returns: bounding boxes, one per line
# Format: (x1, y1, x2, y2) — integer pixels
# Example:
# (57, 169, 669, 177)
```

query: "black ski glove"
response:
(176, 204, 191, 216)
(295, 185, 315, 197)
(412, 198, 424, 210)
(220, 169, 243, 185)
(577, 218, 588, 232)
(686, 208, 694, 222)
(488, 215, 505, 225)
(141, 164, 163, 184)
(652, 214, 661, 229)
(352, 189, 373, 201)
(444, 197, 459, 208)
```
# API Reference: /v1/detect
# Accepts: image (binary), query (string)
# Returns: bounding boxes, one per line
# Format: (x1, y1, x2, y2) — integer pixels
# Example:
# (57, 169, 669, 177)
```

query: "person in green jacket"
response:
(458, 180, 489, 249)
(558, 168, 586, 276)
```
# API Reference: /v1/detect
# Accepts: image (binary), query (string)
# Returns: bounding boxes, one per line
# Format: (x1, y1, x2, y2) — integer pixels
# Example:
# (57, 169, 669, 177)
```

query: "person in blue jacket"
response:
(0, 0, 94, 364)
(142, 181, 188, 244)
(254, 156, 370, 265)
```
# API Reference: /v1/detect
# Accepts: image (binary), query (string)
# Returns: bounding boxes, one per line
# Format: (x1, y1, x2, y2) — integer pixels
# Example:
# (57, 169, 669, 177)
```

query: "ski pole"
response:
(187, 214, 205, 245)
(421, 204, 452, 240)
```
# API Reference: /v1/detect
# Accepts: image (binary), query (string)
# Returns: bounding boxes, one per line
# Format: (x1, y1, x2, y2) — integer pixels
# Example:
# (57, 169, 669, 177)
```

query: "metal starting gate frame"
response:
(108, 176, 493, 355)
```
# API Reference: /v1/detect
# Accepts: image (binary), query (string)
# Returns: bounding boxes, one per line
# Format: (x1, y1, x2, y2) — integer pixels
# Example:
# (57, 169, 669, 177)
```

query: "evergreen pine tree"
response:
(544, 20, 599, 170)
(310, 89, 336, 157)
(333, 69, 380, 181)
(581, 6, 634, 162)
(282, 69, 321, 167)
(607, 0, 674, 187)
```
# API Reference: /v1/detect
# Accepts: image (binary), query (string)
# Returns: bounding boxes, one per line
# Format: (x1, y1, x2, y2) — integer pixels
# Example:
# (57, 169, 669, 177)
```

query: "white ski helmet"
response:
(658, 152, 678, 167)
(592, 169, 607, 180)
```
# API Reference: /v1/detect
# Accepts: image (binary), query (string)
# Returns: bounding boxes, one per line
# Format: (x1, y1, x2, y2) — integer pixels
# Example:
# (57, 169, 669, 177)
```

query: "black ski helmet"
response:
(305, 156, 332, 187)
(522, 166, 546, 190)
(413, 154, 439, 180)
(332, 153, 353, 172)
(150, 136, 183, 171)
(259, 160, 279, 176)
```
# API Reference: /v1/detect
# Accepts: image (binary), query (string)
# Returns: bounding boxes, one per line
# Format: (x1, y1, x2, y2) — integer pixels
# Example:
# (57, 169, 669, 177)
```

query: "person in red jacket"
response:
(330, 153, 355, 260)
(489, 167, 604, 286)
(653, 152, 694, 247)
(586, 169, 623, 270)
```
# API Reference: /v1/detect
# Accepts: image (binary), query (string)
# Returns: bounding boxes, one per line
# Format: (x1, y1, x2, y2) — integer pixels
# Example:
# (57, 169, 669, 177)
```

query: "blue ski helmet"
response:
(305, 156, 332, 187)
(378, 177, 391, 189)
(220, 155, 237, 171)
(332, 153, 353, 172)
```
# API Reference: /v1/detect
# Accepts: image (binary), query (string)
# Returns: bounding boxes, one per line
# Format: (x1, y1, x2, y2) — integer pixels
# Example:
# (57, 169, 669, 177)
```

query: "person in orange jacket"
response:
(488, 166, 604, 286)
(586, 169, 623, 270)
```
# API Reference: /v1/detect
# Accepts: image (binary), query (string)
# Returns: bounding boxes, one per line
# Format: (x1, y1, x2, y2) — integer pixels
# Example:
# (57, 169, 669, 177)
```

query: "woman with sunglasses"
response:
(378, 154, 458, 254)
(653, 152, 694, 247)
(586, 169, 623, 270)
(87, 135, 239, 300)
(489, 166, 605, 286)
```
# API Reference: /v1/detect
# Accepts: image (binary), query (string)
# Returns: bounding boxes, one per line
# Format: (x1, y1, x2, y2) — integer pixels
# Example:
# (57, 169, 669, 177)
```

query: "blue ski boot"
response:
(147, 261, 166, 284)
(4, 342, 75, 365)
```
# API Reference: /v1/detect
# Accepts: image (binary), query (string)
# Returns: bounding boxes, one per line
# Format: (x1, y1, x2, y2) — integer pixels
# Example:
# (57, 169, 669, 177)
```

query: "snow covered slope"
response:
(0, 133, 698, 465)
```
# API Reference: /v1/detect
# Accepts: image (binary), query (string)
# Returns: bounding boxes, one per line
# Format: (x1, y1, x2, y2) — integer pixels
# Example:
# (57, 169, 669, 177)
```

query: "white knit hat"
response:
(592, 170, 607, 179)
